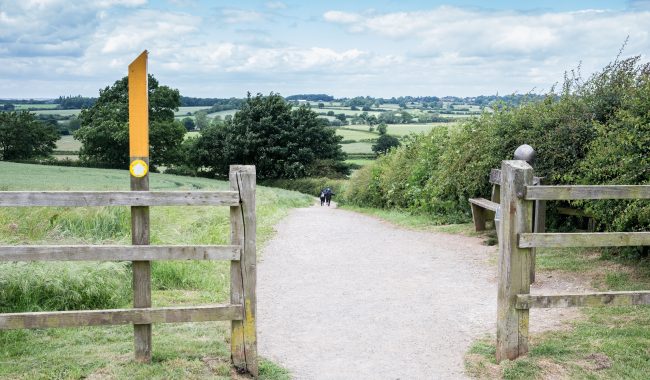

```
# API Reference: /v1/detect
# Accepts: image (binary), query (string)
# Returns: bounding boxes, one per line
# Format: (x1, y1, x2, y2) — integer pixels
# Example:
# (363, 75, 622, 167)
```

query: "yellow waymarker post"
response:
(128, 50, 152, 363)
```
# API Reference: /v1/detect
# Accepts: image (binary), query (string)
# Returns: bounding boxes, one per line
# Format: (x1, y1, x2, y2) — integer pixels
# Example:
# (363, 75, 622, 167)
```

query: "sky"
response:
(1, 0, 649, 99)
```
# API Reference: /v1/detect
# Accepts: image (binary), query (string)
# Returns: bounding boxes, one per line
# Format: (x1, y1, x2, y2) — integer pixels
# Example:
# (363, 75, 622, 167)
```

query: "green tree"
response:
(194, 110, 209, 130)
(0, 111, 58, 160)
(181, 117, 195, 131)
(372, 134, 400, 155)
(377, 123, 387, 135)
(188, 93, 346, 179)
(75, 74, 186, 168)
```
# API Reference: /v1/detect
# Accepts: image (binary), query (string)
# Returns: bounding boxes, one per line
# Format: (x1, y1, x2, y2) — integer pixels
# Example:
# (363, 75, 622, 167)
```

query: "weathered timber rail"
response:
(0, 165, 258, 376)
(495, 159, 650, 363)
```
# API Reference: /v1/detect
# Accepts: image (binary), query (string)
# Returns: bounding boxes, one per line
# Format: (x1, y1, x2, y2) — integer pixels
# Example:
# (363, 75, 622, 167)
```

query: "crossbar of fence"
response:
(0, 191, 240, 207)
(0, 165, 258, 377)
(0, 245, 241, 261)
(495, 160, 649, 364)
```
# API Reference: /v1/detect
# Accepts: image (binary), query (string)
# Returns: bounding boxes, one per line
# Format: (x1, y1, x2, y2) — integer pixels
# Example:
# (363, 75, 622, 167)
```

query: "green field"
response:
(32, 108, 81, 116)
(341, 142, 373, 154)
(206, 109, 237, 118)
(55, 135, 82, 152)
(0, 162, 310, 379)
(343, 122, 453, 137)
(9, 103, 59, 110)
(336, 128, 377, 141)
(175, 106, 211, 116)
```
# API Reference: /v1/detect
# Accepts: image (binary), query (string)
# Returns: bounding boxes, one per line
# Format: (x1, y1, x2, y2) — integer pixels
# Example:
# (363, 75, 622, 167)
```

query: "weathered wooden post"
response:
(229, 165, 258, 376)
(128, 50, 152, 362)
(513, 144, 543, 283)
(496, 160, 534, 362)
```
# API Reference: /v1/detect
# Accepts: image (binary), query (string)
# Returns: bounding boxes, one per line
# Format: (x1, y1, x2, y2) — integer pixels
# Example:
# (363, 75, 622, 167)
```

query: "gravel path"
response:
(258, 204, 498, 379)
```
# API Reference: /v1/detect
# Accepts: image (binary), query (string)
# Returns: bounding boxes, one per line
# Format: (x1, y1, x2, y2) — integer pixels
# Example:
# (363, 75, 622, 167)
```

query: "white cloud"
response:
(323, 10, 360, 24)
(97, 10, 199, 54)
(266, 1, 286, 10)
(323, 6, 650, 59)
(221, 9, 265, 24)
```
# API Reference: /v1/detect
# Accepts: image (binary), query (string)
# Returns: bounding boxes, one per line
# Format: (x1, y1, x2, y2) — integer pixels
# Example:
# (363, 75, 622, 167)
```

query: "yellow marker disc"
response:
(129, 159, 149, 178)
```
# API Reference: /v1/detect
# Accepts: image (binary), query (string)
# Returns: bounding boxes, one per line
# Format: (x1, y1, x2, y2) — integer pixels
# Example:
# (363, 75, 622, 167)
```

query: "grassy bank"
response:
(0, 162, 311, 379)
(464, 246, 650, 379)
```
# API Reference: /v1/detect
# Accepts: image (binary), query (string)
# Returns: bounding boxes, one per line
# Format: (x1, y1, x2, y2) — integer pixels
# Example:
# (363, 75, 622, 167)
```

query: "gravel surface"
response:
(258, 204, 499, 379)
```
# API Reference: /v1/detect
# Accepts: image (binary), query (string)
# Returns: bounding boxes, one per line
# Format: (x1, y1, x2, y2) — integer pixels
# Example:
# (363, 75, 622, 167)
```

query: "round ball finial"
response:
(514, 144, 536, 165)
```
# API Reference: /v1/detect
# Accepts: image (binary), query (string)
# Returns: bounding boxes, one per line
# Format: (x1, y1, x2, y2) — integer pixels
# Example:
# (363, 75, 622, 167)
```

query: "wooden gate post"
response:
(496, 160, 534, 362)
(229, 165, 258, 376)
(128, 50, 152, 363)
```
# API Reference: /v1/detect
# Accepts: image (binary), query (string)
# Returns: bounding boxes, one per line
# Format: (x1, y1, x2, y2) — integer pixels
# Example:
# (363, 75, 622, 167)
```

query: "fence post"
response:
(229, 165, 258, 376)
(513, 144, 541, 283)
(128, 50, 152, 363)
(496, 160, 534, 362)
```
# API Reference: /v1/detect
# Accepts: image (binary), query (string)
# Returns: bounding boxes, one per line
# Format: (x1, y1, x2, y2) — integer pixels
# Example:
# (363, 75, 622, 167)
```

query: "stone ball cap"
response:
(514, 144, 536, 164)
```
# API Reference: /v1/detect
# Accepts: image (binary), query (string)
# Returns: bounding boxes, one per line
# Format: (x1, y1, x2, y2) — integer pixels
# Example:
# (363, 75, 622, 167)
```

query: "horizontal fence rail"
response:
(0, 191, 240, 207)
(516, 291, 650, 309)
(519, 232, 650, 248)
(525, 185, 650, 200)
(0, 304, 243, 330)
(0, 166, 258, 375)
(0, 245, 241, 261)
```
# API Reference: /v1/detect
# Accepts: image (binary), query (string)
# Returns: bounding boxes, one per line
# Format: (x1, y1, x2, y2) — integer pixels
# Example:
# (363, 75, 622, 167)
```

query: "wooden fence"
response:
(495, 160, 650, 362)
(0, 165, 258, 376)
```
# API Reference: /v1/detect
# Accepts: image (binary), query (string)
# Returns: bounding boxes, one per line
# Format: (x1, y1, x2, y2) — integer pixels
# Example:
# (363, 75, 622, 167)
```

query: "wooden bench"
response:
(469, 197, 499, 231)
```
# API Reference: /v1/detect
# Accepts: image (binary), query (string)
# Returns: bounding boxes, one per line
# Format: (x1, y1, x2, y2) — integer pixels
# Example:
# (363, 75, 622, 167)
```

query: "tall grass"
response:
(0, 261, 131, 313)
(0, 162, 312, 313)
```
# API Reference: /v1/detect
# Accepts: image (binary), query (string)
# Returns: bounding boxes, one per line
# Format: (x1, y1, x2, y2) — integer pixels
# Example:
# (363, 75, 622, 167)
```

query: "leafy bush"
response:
(344, 56, 650, 231)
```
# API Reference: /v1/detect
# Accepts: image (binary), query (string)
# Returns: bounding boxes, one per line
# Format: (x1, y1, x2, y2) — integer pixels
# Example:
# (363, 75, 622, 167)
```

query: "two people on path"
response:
(320, 187, 334, 206)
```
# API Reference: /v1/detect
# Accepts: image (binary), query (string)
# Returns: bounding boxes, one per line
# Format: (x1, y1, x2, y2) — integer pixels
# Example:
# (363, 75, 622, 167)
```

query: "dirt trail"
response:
(257, 204, 579, 380)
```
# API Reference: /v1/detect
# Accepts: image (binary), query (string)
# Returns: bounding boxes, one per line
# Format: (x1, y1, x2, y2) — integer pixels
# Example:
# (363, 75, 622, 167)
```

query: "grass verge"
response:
(339, 204, 476, 235)
(0, 162, 312, 379)
(465, 247, 650, 379)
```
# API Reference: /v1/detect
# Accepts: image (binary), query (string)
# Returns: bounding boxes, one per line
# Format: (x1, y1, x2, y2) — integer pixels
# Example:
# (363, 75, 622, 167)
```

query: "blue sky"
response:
(1, 0, 649, 98)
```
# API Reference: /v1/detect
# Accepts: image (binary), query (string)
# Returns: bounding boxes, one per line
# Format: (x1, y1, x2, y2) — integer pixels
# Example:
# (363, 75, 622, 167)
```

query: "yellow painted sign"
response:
(128, 50, 149, 159)
(129, 159, 149, 178)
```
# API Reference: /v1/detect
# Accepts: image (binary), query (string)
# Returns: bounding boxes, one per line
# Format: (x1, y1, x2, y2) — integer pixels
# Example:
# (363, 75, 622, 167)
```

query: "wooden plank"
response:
(531, 198, 546, 284)
(519, 232, 650, 248)
(516, 291, 650, 309)
(0, 191, 240, 207)
(230, 167, 246, 371)
(0, 305, 244, 330)
(0, 245, 241, 261)
(229, 165, 258, 377)
(490, 169, 542, 185)
(496, 160, 534, 363)
(469, 197, 499, 212)
(489, 169, 502, 185)
(525, 185, 650, 200)
(470, 203, 487, 231)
